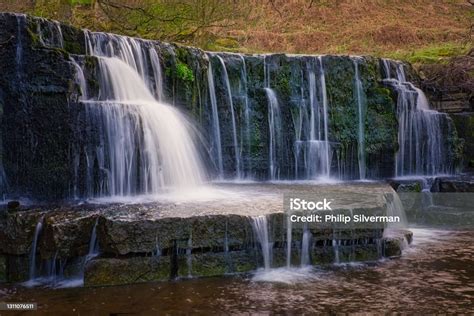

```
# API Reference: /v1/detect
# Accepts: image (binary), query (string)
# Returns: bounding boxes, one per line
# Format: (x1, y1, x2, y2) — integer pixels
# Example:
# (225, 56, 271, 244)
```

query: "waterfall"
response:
(239, 54, 251, 178)
(384, 192, 408, 230)
(353, 58, 366, 180)
(75, 32, 206, 196)
(28, 216, 44, 281)
(422, 178, 434, 207)
(148, 47, 164, 101)
(207, 60, 224, 178)
(252, 216, 272, 270)
(332, 231, 340, 264)
(318, 56, 331, 178)
(70, 57, 88, 100)
(382, 59, 451, 176)
(15, 14, 25, 77)
(265, 88, 282, 180)
(286, 216, 292, 267)
(217, 56, 242, 179)
(300, 224, 311, 266)
(86, 218, 100, 261)
(53, 21, 64, 48)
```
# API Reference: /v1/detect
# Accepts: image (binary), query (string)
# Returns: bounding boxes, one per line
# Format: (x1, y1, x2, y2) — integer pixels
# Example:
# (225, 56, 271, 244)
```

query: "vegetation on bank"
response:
(0, 0, 471, 64)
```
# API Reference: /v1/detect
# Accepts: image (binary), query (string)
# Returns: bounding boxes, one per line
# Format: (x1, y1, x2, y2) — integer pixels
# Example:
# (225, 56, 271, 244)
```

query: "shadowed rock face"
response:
(0, 183, 412, 286)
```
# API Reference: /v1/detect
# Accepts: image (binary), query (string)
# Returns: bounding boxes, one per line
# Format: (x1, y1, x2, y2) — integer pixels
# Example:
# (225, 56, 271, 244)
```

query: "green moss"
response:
(176, 62, 194, 83)
(63, 40, 82, 55)
(274, 64, 291, 98)
(26, 26, 40, 46)
(385, 43, 472, 65)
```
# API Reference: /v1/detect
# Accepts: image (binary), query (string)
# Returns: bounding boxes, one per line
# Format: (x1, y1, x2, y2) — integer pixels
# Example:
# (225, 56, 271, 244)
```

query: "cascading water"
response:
(28, 216, 44, 282)
(300, 224, 311, 266)
(216, 55, 242, 179)
(252, 216, 272, 270)
(293, 57, 332, 180)
(318, 56, 331, 178)
(207, 59, 224, 179)
(382, 59, 451, 176)
(265, 88, 282, 180)
(286, 217, 292, 267)
(148, 47, 164, 101)
(239, 54, 251, 179)
(86, 218, 100, 261)
(73, 32, 206, 196)
(353, 58, 366, 180)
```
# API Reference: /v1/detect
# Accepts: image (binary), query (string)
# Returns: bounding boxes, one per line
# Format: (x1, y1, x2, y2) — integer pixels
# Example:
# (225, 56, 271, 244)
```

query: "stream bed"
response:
(1, 228, 472, 314)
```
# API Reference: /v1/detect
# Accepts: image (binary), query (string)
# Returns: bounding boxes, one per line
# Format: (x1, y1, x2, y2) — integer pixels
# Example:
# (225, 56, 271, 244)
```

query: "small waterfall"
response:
(265, 88, 282, 180)
(217, 56, 242, 179)
(421, 177, 434, 208)
(35, 17, 64, 48)
(15, 14, 25, 78)
(86, 218, 100, 261)
(252, 216, 272, 270)
(153, 236, 161, 258)
(76, 32, 206, 196)
(207, 61, 224, 179)
(70, 57, 88, 100)
(28, 216, 44, 281)
(300, 224, 311, 266)
(292, 57, 333, 180)
(318, 56, 331, 178)
(332, 231, 340, 264)
(148, 47, 164, 101)
(353, 58, 366, 180)
(286, 216, 292, 267)
(53, 21, 64, 48)
(382, 59, 451, 176)
(239, 54, 251, 178)
(384, 191, 408, 230)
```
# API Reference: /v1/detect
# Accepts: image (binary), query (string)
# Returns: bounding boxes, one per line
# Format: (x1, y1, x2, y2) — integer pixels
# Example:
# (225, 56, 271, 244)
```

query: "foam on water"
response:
(252, 267, 317, 284)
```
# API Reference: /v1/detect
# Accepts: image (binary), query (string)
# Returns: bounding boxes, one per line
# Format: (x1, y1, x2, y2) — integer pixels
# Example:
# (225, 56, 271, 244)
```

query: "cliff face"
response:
(0, 13, 461, 200)
(0, 14, 79, 199)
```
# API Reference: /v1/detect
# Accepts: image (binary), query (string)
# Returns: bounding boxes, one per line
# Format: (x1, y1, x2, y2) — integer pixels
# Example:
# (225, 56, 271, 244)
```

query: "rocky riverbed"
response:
(0, 182, 411, 287)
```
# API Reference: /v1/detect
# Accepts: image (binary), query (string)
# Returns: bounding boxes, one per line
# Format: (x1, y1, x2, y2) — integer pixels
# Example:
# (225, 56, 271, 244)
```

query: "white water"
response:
(78, 33, 206, 196)
(301, 224, 311, 266)
(70, 57, 88, 100)
(86, 218, 100, 261)
(353, 59, 366, 180)
(207, 60, 224, 179)
(384, 191, 408, 230)
(318, 56, 331, 178)
(252, 216, 272, 270)
(217, 55, 242, 179)
(239, 54, 251, 179)
(28, 216, 44, 281)
(265, 88, 282, 180)
(148, 47, 164, 101)
(286, 216, 292, 267)
(382, 59, 450, 176)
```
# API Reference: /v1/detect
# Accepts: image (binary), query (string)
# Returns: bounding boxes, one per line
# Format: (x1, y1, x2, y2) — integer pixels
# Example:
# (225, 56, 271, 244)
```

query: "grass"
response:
(0, 0, 471, 64)
(385, 43, 473, 65)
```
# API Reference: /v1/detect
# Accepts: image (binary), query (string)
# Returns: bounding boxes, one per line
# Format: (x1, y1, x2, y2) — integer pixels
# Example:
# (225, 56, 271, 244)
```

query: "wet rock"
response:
(84, 257, 170, 287)
(0, 256, 6, 282)
(40, 211, 97, 259)
(7, 201, 20, 211)
(1, 210, 46, 255)
(433, 176, 474, 192)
